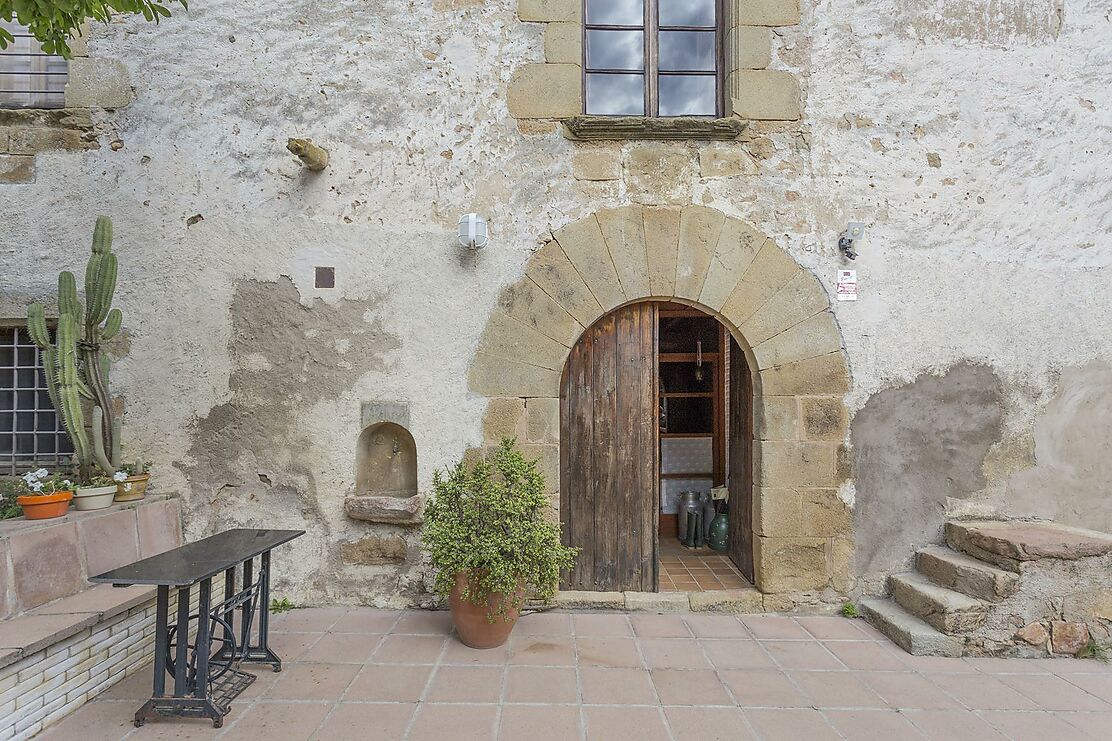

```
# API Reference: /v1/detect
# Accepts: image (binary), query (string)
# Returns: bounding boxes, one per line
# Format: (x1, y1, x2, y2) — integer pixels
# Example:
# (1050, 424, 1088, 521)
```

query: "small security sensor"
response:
(458, 213, 489, 250)
(839, 222, 866, 260)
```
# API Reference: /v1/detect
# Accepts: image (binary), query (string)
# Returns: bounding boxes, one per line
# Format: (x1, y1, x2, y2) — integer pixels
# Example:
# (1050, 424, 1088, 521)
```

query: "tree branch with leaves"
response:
(0, 0, 186, 58)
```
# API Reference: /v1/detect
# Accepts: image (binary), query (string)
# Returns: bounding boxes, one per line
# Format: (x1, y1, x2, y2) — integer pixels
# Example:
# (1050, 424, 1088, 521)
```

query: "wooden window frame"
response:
(0, 21, 67, 109)
(583, 0, 725, 118)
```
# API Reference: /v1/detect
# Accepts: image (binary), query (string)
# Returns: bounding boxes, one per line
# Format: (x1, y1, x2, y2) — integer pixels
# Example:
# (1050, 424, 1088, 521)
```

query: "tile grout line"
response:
(399, 619, 452, 741)
(686, 611, 764, 741)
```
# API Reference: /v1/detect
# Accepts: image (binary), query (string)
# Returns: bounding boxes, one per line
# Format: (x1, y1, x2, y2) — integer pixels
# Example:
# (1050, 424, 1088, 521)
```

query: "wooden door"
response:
(560, 302, 658, 592)
(727, 336, 754, 581)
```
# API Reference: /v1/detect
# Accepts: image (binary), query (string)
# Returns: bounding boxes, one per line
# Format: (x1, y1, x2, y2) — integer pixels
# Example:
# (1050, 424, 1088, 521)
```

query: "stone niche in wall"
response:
(344, 401, 423, 525)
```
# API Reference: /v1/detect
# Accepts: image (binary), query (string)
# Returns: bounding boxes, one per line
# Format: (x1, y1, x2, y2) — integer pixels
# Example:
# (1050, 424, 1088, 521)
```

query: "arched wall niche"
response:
(356, 422, 418, 498)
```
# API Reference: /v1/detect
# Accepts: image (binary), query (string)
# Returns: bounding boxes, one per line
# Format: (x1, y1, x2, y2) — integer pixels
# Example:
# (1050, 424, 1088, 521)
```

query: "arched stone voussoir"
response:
(719, 240, 804, 332)
(739, 268, 831, 347)
(757, 351, 852, 396)
(477, 310, 572, 372)
(698, 217, 767, 312)
(643, 207, 682, 297)
(596, 206, 650, 300)
(553, 215, 626, 312)
(674, 205, 725, 301)
(525, 238, 604, 328)
(469, 352, 563, 398)
(752, 310, 843, 370)
(496, 276, 585, 348)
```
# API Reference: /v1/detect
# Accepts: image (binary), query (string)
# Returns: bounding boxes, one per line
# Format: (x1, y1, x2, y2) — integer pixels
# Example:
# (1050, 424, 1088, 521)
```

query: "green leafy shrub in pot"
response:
(423, 438, 577, 644)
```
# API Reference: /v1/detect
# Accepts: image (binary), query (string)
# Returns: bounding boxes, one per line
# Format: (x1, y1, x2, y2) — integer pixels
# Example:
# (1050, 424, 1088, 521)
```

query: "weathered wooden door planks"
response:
(560, 302, 658, 592)
(727, 336, 755, 582)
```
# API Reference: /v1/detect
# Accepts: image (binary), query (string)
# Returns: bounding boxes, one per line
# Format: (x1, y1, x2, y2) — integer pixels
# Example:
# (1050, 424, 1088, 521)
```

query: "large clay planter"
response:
(115, 473, 149, 502)
(448, 572, 525, 649)
(16, 491, 73, 520)
(74, 485, 117, 511)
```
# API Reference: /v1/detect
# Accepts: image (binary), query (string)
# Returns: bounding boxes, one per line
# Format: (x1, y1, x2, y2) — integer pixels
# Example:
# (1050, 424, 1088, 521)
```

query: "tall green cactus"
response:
(26, 216, 124, 479)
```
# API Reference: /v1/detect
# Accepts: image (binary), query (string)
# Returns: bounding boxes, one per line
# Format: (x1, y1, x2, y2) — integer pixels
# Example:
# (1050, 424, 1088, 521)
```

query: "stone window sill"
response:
(563, 116, 748, 141)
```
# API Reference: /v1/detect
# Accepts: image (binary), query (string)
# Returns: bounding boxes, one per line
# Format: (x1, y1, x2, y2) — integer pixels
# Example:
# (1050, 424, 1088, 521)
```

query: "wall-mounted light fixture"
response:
(838, 222, 866, 260)
(458, 213, 489, 250)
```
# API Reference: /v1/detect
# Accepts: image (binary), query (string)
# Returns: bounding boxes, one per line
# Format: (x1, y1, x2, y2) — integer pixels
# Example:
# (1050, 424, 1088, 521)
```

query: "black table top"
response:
(89, 528, 305, 587)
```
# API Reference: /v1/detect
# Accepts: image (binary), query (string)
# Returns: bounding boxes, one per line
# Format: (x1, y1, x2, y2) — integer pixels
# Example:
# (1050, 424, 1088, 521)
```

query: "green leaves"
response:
(0, 1, 187, 59)
(423, 438, 578, 620)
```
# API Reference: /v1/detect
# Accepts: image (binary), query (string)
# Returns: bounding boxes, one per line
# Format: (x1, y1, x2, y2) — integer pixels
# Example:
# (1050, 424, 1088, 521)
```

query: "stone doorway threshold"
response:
(546, 588, 767, 613)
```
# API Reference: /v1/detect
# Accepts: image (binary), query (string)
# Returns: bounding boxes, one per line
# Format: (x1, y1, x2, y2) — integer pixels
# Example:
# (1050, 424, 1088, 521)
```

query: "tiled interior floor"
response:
(659, 537, 750, 591)
(37, 608, 1112, 740)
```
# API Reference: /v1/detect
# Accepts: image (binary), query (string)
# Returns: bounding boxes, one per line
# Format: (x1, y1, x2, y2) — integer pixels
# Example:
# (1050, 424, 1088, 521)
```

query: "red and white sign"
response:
(836, 269, 858, 301)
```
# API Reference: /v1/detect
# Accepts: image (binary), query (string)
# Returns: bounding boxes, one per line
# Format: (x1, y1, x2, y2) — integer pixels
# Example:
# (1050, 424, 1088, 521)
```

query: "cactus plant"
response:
(26, 216, 123, 480)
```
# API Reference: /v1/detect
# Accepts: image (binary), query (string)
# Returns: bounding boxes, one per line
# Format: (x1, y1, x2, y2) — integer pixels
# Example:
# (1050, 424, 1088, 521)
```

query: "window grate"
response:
(0, 326, 74, 476)
(0, 20, 67, 109)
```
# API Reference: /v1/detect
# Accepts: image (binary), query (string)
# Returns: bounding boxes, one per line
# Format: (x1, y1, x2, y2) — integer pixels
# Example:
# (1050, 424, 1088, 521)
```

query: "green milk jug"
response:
(708, 512, 729, 552)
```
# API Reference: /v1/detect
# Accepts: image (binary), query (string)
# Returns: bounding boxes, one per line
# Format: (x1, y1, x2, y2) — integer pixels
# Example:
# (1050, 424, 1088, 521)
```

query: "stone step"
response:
(916, 545, 1020, 603)
(890, 572, 989, 634)
(945, 520, 1112, 571)
(860, 598, 964, 657)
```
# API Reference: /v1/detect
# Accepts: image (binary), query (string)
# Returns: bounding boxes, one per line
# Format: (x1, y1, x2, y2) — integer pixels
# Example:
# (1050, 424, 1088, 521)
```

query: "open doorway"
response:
(559, 301, 753, 593)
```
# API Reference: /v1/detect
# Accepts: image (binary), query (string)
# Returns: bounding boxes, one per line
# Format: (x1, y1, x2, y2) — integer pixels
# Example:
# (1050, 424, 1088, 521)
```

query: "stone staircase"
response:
(861, 520, 1112, 657)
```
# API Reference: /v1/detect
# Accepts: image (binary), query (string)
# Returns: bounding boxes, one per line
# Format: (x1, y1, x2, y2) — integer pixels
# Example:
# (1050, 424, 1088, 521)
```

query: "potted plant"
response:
(422, 438, 577, 649)
(14, 469, 75, 520)
(74, 474, 118, 511)
(114, 461, 151, 502)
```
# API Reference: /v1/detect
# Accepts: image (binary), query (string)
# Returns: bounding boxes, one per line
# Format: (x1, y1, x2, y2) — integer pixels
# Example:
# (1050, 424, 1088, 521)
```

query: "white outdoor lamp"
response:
(458, 213, 489, 250)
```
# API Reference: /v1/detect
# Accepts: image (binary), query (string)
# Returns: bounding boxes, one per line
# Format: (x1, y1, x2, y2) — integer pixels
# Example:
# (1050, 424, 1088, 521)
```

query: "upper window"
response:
(0, 326, 73, 476)
(584, 0, 721, 117)
(0, 20, 67, 109)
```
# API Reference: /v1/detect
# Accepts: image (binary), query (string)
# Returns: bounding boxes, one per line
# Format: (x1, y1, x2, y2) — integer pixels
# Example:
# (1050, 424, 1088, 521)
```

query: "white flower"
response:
(123, 483, 133, 492)
(113, 471, 128, 482)
(62, 480, 73, 488)
(33, 468, 48, 478)
(29, 482, 43, 492)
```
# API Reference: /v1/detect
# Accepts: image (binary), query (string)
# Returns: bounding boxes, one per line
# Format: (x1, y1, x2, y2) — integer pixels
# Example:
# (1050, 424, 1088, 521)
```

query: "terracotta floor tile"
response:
(684, 613, 747, 639)
(664, 706, 754, 740)
(572, 612, 633, 637)
(744, 708, 840, 740)
(329, 608, 400, 634)
(509, 634, 577, 665)
(740, 615, 811, 640)
(37, 700, 137, 741)
(515, 611, 574, 636)
(824, 709, 927, 740)
(902, 709, 1010, 741)
(719, 669, 809, 708)
(425, 665, 504, 702)
(795, 616, 872, 641)
(576, 636, 643, 668)
(579, 667, 657, 704)
(762, 640, 844, 671)
(701, 639, 776, 670)
(504, 666, 578, 703)
(860, 671, 963, 710)
(498, 704, 582, 740)
(650, 668, 732, 705)
(442, 637, 512, 665)
(344, 663, 433, 702)
(371, 634, 447, 664)
(1060, 710, 1112, 738)
(408, 704, 498, 741)
(94, 669, 161, 701)
(639, 638, 712, 669)
(584, 706, 670, 741)
(269, 607, 346, 633)
(311, 702, 415, 741)
(789, 670, 889, 708)
(300, 631, 380, 663)
(824, 640, 911, 671)
(997, 673, 1112, 711)
(631, 613, 692, 638)
(978, 710, 1094, 741)
(221, 701, 332, 740)
(965, 657, 1052, 674)
(267, 631, 325, 662)
(264, 662, 360, 701)
(896, 653, 980, 673)
(1062, 673, 1112, 703)
(391, 610, 453, 635)
(928, 672, 1039, 710)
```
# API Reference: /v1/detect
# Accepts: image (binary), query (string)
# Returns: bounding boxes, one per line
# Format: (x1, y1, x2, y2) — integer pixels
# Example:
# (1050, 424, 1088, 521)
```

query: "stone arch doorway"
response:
(469, 205, 854, 598)
(558, 299, 755, 593)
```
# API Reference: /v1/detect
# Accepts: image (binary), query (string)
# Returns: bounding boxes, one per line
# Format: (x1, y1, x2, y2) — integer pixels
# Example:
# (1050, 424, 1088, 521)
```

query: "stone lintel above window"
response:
(564, 115, 747, 141)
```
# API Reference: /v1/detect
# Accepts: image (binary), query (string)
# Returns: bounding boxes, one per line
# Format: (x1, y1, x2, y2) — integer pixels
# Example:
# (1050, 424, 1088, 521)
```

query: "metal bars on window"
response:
(0, 20, 67, 109)
(0, 326, 73, 476)
(583, 0, 722, 117)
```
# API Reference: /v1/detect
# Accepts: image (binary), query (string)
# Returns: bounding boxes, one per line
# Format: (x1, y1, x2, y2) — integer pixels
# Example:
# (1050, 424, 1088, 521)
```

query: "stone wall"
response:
(0, 1, 1109, 608)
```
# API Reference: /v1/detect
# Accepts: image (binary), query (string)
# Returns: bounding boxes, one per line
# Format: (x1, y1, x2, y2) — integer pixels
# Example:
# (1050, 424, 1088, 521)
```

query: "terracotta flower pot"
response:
(448, 572, 525, 649)
(114, 473, 149, 502)
(74, 485, 117, 511)
(17, 491, 73, 520)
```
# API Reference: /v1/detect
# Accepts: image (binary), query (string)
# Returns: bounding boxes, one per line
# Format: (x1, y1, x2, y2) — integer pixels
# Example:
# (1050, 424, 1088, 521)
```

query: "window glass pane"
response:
(659, 0, 716, 26)
(659, 30, 716, 71)
(586, 0, 644, 25)
(586, 30, 644, 71)
(658, 74, 716, 116)
(585, 73, 645, 115)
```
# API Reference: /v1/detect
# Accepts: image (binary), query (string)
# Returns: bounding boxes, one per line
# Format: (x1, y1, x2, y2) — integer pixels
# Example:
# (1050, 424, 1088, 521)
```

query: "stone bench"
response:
(0, 496, 183, 739)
